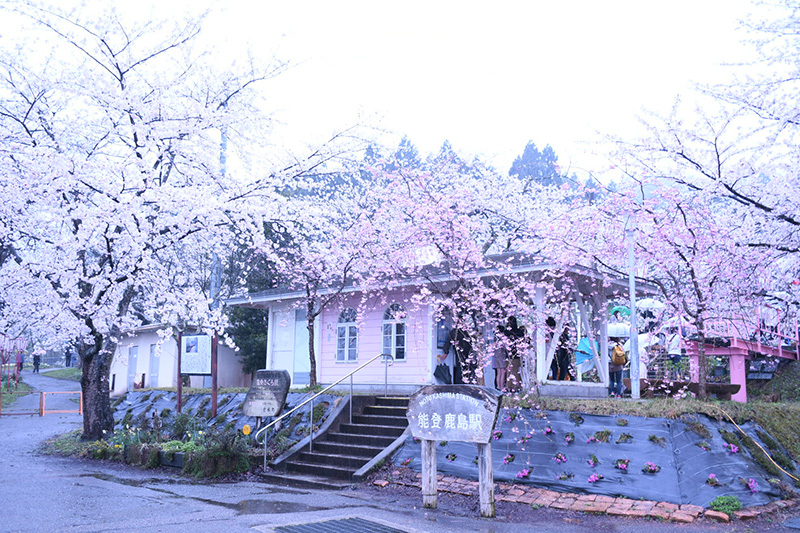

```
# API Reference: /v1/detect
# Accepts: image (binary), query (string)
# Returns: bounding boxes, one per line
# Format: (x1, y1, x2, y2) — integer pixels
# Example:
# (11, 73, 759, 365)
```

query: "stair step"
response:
(286, 460, 355, 479)
(326, 432, 396, 448)
(296, 451, 369, 468)
(364, 405, 408, 417)
(375, 396, 410, 407)
(352, 414, 408, 427)
(339, 423, 406, 438)
(258, 471, 352, 490)
(313, 441, 383, 457)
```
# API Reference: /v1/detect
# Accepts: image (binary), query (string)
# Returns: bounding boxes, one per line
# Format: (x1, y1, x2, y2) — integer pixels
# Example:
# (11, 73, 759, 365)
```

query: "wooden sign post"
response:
(406, 385, 502, 518)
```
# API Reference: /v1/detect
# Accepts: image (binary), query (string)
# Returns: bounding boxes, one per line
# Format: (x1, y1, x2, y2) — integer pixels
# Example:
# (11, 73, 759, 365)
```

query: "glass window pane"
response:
(396, 323, 405, 335)
(396, 335, 405, 347)
(339, 308, 357, 323)
(349, 326, 358, 338)
(383, 323, 392, 336)
(396, 347, 405, 360)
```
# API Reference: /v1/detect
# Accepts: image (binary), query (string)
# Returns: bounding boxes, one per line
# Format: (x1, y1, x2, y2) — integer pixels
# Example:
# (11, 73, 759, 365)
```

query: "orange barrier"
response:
(39, 391, 83, 416)
(0, 390, 82, 416)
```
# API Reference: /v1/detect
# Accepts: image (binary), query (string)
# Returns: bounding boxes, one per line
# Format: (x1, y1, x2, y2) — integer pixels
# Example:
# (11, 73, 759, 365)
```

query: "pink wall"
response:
(319, 290, 432, 385)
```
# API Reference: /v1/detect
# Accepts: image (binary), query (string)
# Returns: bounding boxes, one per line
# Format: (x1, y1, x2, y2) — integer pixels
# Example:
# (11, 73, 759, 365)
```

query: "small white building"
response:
(228, 254, 647, 397)
(109, 324, 251, 396)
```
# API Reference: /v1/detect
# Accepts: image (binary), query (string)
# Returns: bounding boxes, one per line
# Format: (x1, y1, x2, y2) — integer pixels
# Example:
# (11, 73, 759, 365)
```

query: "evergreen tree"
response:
(226, 306, 269, 377)
(392, 136, 421, 169)
(509, 141, 565, 188)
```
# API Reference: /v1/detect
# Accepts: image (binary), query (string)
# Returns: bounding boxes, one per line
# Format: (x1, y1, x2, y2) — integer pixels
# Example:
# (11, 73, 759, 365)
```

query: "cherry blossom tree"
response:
(0, 4, 344, 439)
(573, 1, 800, 397)
(343, 152, 577, 388)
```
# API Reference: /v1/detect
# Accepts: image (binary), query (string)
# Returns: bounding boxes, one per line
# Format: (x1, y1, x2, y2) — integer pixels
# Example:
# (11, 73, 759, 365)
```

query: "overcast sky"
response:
(6, 1, 760, 176)
(208, 1, 757, 175)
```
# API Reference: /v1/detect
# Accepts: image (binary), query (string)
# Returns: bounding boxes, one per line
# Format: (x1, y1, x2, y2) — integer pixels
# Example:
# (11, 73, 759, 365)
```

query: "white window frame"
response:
(336, 308, 359, 362)
(382, 303, 407, 361)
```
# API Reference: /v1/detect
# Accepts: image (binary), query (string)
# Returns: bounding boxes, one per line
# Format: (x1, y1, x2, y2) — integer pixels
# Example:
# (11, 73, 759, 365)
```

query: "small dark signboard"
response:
(242, 370, 291, 417)
(407, 384, 502, 444)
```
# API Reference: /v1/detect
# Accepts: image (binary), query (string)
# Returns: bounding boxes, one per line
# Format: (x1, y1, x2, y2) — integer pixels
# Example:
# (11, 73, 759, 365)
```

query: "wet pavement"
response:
(4, 370, 800, 532)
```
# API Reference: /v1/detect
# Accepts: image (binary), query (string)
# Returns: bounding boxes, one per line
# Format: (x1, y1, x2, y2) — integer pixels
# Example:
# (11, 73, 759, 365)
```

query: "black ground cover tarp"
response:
(114, 390, 339, 440)
(393, 409, 792, 507)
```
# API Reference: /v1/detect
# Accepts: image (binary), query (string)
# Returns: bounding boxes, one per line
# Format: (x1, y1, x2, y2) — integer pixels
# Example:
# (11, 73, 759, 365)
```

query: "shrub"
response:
(120, 411, 133, 428)
(588, 429, 611, 443)
(182, 426, 250, 478)
(616, 433, 633, 444)
(685, 421, 711, 439)
(709, 495, 742, 516)
(82, 440, 122, 460)
(168, 413, 206, 442)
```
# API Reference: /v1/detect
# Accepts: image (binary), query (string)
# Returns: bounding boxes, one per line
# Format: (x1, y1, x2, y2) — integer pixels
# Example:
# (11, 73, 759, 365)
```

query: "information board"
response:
(181, 335, 211, 375)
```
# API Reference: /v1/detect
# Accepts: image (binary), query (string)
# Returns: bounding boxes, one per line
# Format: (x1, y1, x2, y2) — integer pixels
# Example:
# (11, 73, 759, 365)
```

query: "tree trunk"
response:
(695, 318, 708, 398)
(79, 332, 116, 440)
(307, 300, 317, 387)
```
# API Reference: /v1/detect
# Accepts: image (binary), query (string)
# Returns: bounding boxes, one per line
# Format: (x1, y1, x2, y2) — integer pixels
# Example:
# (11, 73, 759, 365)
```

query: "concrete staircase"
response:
(284, 396, 409, 479)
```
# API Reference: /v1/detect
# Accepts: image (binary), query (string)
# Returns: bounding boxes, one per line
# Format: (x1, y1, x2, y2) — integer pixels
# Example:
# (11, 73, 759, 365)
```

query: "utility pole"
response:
(626, 220, 640, 400)
(209, 115, 227, 418)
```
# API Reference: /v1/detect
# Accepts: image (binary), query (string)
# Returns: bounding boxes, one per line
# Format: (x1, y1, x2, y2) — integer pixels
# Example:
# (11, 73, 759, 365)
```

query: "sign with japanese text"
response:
(180, 335, 211, 375)
(406, 385, 502, 444)
(242, 369, 291, 417)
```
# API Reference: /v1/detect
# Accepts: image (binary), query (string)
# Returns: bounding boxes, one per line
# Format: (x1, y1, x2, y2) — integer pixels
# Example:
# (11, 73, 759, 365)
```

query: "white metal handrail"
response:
(254, 352, 394, 469)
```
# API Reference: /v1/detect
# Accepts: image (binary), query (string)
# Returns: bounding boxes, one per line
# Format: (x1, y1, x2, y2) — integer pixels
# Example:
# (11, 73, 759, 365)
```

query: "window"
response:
(382, 303, 406, 361)
(336, 308, 358, 362)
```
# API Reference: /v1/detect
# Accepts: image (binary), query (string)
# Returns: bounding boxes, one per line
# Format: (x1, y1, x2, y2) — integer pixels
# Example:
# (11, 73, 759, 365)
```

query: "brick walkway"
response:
(375, 470, 798, 524)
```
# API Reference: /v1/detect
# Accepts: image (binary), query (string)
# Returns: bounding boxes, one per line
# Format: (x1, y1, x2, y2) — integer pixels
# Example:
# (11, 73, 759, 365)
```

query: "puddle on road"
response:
(81, 472, 305, 494)
(81, 472, 324, 515)
(226, 499, 327, 515)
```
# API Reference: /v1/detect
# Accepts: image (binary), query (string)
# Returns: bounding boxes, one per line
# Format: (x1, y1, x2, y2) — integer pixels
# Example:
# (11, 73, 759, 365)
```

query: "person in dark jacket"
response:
(547, 317, 572, 381)
(443, 327, 474, 384)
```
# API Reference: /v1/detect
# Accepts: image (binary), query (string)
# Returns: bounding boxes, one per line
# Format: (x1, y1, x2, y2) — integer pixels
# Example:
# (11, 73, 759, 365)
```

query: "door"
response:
(126, 345, 139, 391)
(293, 308, 311, 385)
(148, 344, 159, 387)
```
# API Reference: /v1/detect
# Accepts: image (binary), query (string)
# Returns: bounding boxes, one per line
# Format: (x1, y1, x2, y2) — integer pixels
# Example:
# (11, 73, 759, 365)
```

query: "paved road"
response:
(2, 371, 800, 532)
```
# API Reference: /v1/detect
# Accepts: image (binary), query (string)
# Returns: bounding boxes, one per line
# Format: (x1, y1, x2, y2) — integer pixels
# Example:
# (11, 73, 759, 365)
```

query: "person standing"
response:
(443, 327, 473, 384)
(32, 352, 41, 373)
(503, 317, 527, 391)
(608, 338, 627, 397)
(666, 327, 683, 380)
(492, 324, 510, 390)
(547, 318, 572, 381)
(64, 346, 73, 368)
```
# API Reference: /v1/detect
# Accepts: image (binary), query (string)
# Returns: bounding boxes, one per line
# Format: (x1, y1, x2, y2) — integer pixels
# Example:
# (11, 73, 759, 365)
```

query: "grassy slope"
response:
(1, 381, 34, 409)
(749, 360, 800, 403)
(43, 368, 82, 381)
